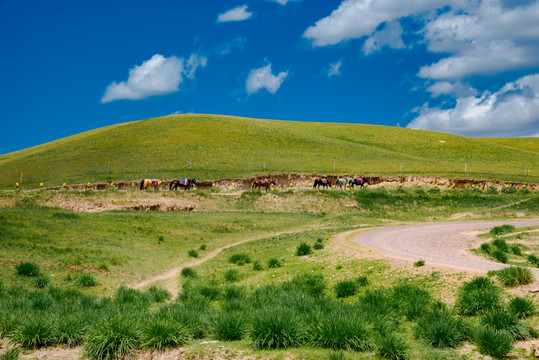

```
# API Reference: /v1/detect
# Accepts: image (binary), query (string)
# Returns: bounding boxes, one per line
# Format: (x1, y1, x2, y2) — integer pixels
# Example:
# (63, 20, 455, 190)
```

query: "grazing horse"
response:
(252, 178, 276, 191)
(336, 177, 349, 190)
(313, 178, 332, 190)
(140, 179, 165, 191)
(347, 177, 370, 190)
(170, 179, 197, 191)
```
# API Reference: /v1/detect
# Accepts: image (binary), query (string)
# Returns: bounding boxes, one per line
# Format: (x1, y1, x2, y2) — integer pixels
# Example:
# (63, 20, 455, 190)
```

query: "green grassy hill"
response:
(0, 114, 537, 189)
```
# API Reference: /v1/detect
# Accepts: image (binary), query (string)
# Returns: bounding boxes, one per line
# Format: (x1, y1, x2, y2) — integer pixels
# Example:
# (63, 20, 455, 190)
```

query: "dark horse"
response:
(348, 177, 370, 190)
(170, 179, 197, 191)
(313, 178, 332, 190)
(252, 178, 276, 191)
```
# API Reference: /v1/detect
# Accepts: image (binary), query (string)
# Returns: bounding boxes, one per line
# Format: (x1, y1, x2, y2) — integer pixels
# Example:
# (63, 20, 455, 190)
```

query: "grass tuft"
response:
(455, 276, 502, 316)
(376, 333, 410, 360)
(508, 296, 535, 318)
(228, 253, 251, 266)
(250, 306, 304, 349)
(181, 267, 198, 279)
(83, 315, 140, 360)
(490, 224, 516, 236)
(334, 280, 359, 298)
(496, 266, 534, 287)
(141, 317, 190, 350)
(296, 242, 313, 256)
(76, 273, 97, 287)
(14, 262, 41, 277)
(472, 325, 513, 358)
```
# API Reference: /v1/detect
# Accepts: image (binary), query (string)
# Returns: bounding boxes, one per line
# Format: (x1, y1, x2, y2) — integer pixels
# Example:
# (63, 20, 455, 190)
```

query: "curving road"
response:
(352, 220, 539, 275)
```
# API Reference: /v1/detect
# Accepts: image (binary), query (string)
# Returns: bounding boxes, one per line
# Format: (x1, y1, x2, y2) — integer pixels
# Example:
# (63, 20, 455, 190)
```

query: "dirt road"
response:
(352, 220, 539, 275)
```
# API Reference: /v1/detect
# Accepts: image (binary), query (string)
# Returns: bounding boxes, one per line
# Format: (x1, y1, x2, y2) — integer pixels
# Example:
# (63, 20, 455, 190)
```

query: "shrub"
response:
(181, 267, 198, 278)
(83, 316, 140, 360)
(250, 306, 304, 349)
(313, 242, 325, 250)
(491, 238, 509, 252)
(334, 280, 359, 298)
(509, 297, 535, 318)
(268, 258, 282, 268)
(501, 186, 517, 194)
(308, 309, 373, 351)
(212, 311, 248, 341)
(10, 316, 56, 349)
(376, 333, 410, 360)
(528, 254, 539, 266)
(481, 308, 531, 340)
(187, 249, 199, 258)
(496, 266, 534, 287)
(141, 317, 190, 350)
(413, 260, 425, 267)
(228, 253, 251, 265)
(511, 244, 522, 256)
(455, 277, 502, 316)
(480, 243, 491, 253)
(15, 262, 41, 277)
(252, 260, 263, 271)
(415, 307, 466, 348)
(76, 273, 97, 287)
(472, 326, 513, 358)
(491, 250, 508, 263)
(34, 275, 50, 289)
(223, 269, 241, 282)
(145, 285, 171, 303)
(296, 242, 313, 256)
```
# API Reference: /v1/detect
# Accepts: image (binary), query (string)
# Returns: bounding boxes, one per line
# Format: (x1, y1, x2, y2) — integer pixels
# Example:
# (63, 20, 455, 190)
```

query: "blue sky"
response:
(1, 0, 539, 154)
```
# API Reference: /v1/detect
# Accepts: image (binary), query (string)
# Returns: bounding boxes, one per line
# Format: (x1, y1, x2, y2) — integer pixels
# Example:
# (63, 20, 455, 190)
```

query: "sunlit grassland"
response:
(481, 137, 538, 153)
(0, 114, 538, 189)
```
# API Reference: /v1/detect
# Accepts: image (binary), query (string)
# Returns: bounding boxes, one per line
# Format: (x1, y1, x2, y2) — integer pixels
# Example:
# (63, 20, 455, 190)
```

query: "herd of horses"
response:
(141, 177, 369, 192)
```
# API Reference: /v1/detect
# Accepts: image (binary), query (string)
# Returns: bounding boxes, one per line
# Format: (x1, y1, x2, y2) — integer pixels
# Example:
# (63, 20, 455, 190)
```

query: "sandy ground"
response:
(352, 219, 539, 276)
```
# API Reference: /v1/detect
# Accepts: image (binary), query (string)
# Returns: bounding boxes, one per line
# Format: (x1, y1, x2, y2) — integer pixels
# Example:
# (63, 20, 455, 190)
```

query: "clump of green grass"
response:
(472, 326, 513, 358)
(486, 186, 498, 194)
(83, 316, 140, 360)
(490, 224, 516, 236)
(141, 317, 190, 350)
(252, 260, 263, 271)
(496, 266, 534, 287)
(187, 249, 199, 258)
(491, 238, 509, 252)
(491, 249, 508, 263)
(334, 280, 359, 298)
(181, 267, 198, 279)
(15, 262, 41, 277)
(0, 347, 21, 360)
(414, 307, 467, 348)
(481, 308, 531, 340)
(501, 186, 517, 194)
(223, 269, 241, 282)
(34, 275, 50, 289)
(480, 242, 491, 253)
(54, 314, 87, 347)
(285, 273, 326, 298)
(510, 244, 522, 255)
(296, 242, 313, 256)
(455, 276, 502, 316)
(508, 297, 535, 318)
(376, 333, 410, 360)
(413, 260, 425, 267)
(228, 253, 251, 265)
(528, 254, 539, 266)
(250, 306, 303, 349)
(199, 244, 207, 251)
(327, 350, 346, 360)
(145, 285, 171, 303)
(355, 276, 369, 287)
(76, 273, 97, 287)
(313, 242, 324, 250)
(268, 258, 282, 268)
(212, 311, 248, 341)
(10, 317, 55, 349)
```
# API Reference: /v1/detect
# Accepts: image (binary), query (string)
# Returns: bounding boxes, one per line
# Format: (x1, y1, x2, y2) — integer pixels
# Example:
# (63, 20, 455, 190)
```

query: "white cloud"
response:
(407, 73, 539, 137)
(328, 61, 342, 77)
(246, 64, 288, 94)
(269, 0, 299, 4)
(101, 53, 206, 103)
(426, 81, 478, 98)
(303, 0, 467, 47)
(217, 4, 252, 22)
(215, 36, 247, 56)
(362, 20, 405, 55)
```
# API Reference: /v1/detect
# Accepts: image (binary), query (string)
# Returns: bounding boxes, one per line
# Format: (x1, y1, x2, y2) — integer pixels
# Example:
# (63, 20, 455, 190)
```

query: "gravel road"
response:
(352, 220, 539, 275)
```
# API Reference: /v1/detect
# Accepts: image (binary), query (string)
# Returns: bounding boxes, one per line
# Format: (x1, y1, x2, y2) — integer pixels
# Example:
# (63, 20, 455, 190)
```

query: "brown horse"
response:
(140, 179, 165, 191)
(252, 178, 276, 191)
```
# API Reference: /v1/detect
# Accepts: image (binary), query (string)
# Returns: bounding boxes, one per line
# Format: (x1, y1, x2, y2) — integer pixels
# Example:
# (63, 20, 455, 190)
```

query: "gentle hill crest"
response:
(0, 114, 537, 188)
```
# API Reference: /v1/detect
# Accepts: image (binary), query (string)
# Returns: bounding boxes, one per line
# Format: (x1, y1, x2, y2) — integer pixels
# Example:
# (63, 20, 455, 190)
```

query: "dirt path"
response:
(351, 219, 539, 275)
(131, 225, 341, 294)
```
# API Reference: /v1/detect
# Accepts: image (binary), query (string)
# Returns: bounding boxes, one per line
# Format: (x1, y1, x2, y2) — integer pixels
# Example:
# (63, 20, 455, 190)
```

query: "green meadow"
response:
(0, 114, 537, 189)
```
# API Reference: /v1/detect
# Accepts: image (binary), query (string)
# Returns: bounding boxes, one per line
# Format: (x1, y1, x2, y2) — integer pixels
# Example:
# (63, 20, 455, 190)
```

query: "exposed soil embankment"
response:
(45, 173, 538, 192)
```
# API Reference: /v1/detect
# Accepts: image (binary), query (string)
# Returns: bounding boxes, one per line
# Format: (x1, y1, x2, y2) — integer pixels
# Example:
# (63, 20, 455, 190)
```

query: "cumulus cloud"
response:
(217, 4, 252, 22)
(101, 53, 207, 103)
(328, 61, 342, 77)
(269, 0, 299, 4)
(246, 64, 288, 94)
(362, 20, 405, 55)
(407, 73, 539, 137)
(426, 81, 478, 98)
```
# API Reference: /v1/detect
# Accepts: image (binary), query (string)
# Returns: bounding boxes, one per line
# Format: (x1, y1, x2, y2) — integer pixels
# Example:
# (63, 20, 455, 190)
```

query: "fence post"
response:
(333, 162, 336, 171)
(20, 172, 23, 185)
(525, 166, 528, 176)
(465, 163, 467, 173)
(400, 163, 402, 172)
(108, 162, 110, 174)
(264, 161, 266, 169)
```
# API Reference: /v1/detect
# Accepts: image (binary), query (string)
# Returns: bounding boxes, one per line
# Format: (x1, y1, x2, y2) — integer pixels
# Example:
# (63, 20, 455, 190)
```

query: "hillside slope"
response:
(0, 114, 537, 188)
